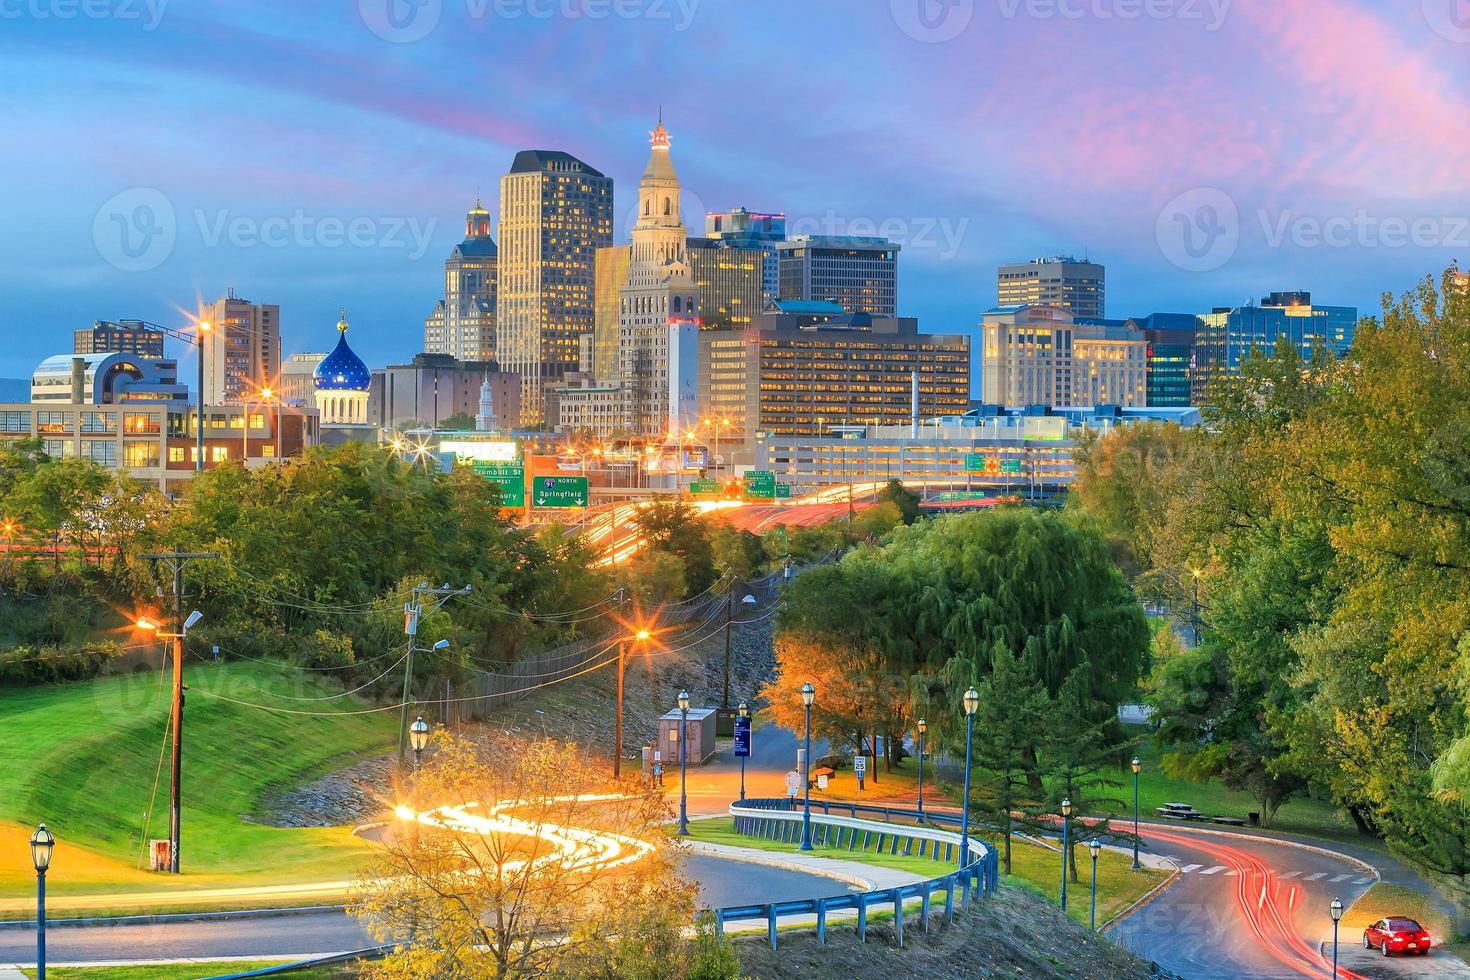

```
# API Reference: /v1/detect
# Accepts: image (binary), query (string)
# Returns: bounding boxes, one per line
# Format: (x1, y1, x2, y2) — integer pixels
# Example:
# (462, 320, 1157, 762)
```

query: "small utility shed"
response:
(658, 707, 718, 766)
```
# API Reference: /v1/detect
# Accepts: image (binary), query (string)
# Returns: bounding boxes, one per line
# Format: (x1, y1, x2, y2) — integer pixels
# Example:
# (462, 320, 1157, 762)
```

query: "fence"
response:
(713, 797, 999, 950)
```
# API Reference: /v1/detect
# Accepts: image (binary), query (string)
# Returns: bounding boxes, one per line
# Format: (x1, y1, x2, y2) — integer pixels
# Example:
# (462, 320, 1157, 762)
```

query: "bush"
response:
(0, 641, 124, 685)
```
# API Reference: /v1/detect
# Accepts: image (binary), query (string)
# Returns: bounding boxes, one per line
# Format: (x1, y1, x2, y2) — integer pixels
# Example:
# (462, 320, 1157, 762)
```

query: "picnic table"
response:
(1157, 802, 1205, 820)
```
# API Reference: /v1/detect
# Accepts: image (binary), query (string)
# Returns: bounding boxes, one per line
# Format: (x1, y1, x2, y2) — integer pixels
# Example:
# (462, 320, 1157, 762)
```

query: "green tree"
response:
(964, 644, 1050, 875)
(876, 479, 922, 525)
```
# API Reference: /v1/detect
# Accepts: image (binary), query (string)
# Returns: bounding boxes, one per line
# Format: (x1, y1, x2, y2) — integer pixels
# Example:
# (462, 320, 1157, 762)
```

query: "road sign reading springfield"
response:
(532, 476, 589, 508)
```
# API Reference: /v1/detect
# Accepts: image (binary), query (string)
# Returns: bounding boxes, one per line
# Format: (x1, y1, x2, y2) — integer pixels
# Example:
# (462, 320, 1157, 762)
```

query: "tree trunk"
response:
(1024, 744, 1043, 793)
(1068, 839, 1080, 884)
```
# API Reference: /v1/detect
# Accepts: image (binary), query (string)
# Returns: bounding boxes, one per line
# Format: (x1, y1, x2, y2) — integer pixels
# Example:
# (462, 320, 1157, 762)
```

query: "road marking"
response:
(1329, 874, 1353, 882)
(1353, 877, 1373, 884)
(1279, 871, 1302, 879)
(1305, 872, 1327, 880)
(1199, 865, 1226, 875)
(1179, 863, 1202, 873)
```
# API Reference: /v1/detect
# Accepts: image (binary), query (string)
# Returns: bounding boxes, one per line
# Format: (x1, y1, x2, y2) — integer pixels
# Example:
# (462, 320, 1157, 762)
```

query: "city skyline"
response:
(3, 0, 1466, 381)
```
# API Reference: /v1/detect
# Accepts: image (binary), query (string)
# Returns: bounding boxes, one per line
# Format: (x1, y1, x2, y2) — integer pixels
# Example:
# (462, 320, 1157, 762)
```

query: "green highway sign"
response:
(690, 480, 721, 495)
(744, 470, 776, 498)
(469, 461, 525, 507)
(532, 475, 589, 509)
(1000, 459, 1024, 474)
(775, 483, 792, 499)
(965, 453, 988, 473)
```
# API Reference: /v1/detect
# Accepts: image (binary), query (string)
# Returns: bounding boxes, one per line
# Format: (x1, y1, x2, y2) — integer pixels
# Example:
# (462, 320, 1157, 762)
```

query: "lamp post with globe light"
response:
(916, 718, 927, 822)
(1131, 756, 1142, 869)
(30, 824, 54, 980)
(1089, 839, 1102, 930)
(799, 682, 815, 851)
(961, 688, 978, 868)
(677, 690, 691, 836)
(1330, 897, 1343, 978)
(1060, 798, 1074, 913)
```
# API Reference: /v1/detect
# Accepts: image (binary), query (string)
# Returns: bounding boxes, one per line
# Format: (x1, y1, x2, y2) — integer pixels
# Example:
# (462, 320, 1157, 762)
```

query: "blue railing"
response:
(712, 797, 998, 950)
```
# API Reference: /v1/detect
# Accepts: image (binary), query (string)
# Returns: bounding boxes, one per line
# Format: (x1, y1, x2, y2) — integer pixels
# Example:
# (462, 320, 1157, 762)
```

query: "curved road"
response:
(0, 855, 845, 965)
(1110, 822, 1378, 980)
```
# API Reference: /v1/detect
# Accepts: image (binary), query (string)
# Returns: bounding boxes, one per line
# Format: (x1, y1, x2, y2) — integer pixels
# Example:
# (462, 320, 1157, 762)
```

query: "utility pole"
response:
(141, 547, 216, 874)
(399, 583, 471, 770)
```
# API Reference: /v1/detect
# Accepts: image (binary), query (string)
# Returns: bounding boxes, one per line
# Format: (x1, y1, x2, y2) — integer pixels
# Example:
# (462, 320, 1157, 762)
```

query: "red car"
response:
(1363, 917, 1432, 956)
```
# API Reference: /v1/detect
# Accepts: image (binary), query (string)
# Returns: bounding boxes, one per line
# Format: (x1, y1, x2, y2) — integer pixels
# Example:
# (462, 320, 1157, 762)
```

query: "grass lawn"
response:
(22, 963, 352, 979)
(682, 817, 1166, 928)
(0, 660, 397, 910)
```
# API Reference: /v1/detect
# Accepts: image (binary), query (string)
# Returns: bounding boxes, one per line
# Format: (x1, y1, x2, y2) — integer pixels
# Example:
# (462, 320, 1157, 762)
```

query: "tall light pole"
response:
(676, 689, 691, 836)
(737, 701, 750, 801)
(195, 320, 210, 472)
(1190, 567, 1202, 645)
(615, 624, 651, 780)
(1089, 839, 1101, 930)
(721, 590, 756, 712)
(30, 824, 53, 980)
(960, 688, 978, 867)
(1330, 897, 1343, 978)
(1131, 756, 1142, 869)
(915, 717, 927, 822)
(1060, 797, 1073, 913)
(799, 682, 815, 851)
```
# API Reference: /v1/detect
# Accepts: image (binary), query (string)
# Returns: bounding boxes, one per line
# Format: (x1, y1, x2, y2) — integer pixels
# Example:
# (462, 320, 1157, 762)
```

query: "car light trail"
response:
(1143, 826, 1369, 980)
(395, 793, 656, 875)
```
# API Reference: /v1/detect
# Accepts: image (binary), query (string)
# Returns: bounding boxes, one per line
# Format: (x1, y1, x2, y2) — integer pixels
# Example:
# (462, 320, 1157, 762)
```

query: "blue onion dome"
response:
(314, 307, 371, 392)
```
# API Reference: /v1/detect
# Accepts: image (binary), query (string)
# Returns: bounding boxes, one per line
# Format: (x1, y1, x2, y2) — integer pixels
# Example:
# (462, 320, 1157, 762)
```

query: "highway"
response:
(1110, 823, 1378, 979)
(0, 855, 845, 966)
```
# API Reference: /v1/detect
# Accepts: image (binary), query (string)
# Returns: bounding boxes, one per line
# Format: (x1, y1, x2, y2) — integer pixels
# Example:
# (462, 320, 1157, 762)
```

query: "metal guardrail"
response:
(714, 797, 999, 950)
(203, 944, 395, 979)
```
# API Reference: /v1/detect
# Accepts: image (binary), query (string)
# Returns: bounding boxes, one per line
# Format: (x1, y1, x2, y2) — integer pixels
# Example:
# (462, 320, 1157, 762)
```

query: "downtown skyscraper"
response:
(423, 199, 498, 362)
(497, 151, 614, 424)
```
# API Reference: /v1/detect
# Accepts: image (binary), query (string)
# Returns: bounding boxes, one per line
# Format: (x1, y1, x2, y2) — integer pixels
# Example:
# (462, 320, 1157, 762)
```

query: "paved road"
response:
(1109, 822, 1378, 980)
(0, 855, 846, 966)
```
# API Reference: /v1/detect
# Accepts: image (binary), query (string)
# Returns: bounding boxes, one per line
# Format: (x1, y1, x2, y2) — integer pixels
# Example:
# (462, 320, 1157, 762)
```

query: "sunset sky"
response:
(2, 0, 1465, 379)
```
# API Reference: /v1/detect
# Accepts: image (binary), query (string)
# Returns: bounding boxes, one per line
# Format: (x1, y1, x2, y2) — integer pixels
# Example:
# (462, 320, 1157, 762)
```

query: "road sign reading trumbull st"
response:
(469, 460, 526, 507)
(532, 476, 589, 508)
(744, 470, 776, 498)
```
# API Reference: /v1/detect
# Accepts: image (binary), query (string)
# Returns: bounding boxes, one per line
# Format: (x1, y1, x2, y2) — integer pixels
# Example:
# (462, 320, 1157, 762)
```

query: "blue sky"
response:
(1, 0, 1466, 380)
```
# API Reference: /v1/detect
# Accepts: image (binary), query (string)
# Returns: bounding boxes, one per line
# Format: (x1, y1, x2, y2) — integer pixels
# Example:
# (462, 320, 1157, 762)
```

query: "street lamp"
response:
(799, 681, 815, 851)
(614, 623, 653, 780)
(1131, 756, 1142, 869)
(1089, 839, 1101, 930)
(737, 700, 750, 802)
(409, 716, 429, 775)
(30, 823, 53, 980)
(915, 718, 927, 822)
(1060, 798, 1074, 913)
(195, 320, 211, 472)
(676, 690, 691, 836)
(1330, 897, 1343, 979)
(960, 687, 979, 869)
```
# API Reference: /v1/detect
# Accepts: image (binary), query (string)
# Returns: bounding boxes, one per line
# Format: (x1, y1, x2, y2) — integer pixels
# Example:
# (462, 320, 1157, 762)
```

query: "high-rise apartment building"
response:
(424, 200, 498, 362)
(497, 150, 613, 424)
(1194, 291, 1356, 400)
(592, 245, 632, 383)
(776, 235, 900, 316)
(705, 208, 785, 304)
(980, 305, 1146, 408)
(997, 256, 1105, 320)
(74, 320, 166, 359)
(203, 291, 281, 405)
(617, 118, 700, 436)
(697, 311, 970, 465)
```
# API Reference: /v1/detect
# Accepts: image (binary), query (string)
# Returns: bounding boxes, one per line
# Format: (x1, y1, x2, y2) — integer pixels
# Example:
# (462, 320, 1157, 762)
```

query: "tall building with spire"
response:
(424, 200, 498, 362)
(618, 115, 699, 436)
(497, 150, 613, 424)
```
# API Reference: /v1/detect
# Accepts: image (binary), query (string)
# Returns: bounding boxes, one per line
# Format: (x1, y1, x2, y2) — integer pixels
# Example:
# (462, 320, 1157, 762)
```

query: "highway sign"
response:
(532, 476, 589, 508)
(690, 480, 721, 495)
(1000, 459, 1024, 474)
(469, 460, 525, 507)
(733, 716, 751, 757)
(775, 483, 791, 499)
(744, 470, 776, 498)
(853, 755, 867, 776)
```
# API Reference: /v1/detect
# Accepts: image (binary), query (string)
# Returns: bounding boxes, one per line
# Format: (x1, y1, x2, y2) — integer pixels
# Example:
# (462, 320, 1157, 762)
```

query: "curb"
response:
(0, 904, 346, 931)
(1102, 859, 1183, 932)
